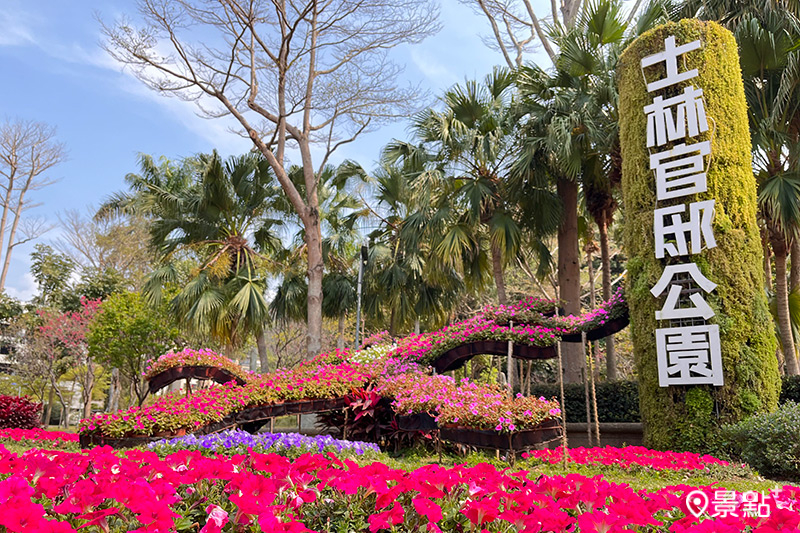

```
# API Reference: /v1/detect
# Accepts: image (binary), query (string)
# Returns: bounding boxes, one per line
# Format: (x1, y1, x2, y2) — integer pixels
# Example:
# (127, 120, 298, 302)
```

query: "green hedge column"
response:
(618, 19, 780, 451)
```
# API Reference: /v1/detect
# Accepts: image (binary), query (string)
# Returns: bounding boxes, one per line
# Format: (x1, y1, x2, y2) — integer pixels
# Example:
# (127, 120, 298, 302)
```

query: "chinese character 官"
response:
(650, 141, 711, 201)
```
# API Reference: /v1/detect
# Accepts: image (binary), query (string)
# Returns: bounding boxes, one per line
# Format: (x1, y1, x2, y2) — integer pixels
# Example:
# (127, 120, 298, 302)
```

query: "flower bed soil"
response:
(147, 365, 247, 394)
(431, 340, 556, 373)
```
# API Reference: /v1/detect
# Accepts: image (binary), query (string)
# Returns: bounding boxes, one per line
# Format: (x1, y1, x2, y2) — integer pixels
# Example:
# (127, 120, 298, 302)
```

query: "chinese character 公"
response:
(641, 36, 701, 92)
(650, 141, 711, 201)
(651, 263, 717, 320)
(654, 200, 716, 259)
(656, 324, 723, 386)
(645, 86, 709, 147)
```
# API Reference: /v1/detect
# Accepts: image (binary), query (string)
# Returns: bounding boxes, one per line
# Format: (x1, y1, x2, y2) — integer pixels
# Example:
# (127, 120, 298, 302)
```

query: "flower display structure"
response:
(80, 361, 371, 438)
(79, 289, 634, 441)
(387, 315, 562, 366)
(378, 373, 560, 433)
(1, 443, 798, 532)
(148, 429, 380, 457)
(143, 348, 254, 383)
(489, 286, 628, 335)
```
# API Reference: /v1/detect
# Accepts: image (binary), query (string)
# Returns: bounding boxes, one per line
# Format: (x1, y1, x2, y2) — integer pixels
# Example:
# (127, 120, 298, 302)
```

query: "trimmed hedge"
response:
(721, 402, 800, 480)
(530, 378, 799, 425)
(530, 381, 640, 423)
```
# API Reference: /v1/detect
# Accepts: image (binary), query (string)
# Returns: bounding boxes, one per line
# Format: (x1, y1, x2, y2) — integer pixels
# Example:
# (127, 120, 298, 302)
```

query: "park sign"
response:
(618, 20, 780, 449)
(641, 35, 723, 387)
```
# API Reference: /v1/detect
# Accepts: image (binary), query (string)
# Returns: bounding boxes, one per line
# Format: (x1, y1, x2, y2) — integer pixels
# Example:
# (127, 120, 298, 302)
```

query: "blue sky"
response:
(0, 0, 552, 301)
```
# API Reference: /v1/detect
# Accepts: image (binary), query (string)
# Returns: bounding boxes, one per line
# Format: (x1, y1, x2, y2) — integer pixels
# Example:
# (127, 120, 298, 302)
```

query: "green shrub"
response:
(530, 381, 640, 423)
(780, 376, 800, 404)
(720, 402, 800, 480)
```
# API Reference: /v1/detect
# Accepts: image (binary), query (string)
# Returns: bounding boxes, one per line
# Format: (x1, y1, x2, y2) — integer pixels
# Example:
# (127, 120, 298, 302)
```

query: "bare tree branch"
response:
(0, 119, 65, 291)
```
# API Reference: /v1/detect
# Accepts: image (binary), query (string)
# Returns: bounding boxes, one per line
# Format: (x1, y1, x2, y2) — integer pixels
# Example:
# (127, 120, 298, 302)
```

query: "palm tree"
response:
(392, 68, 523, 305)
(137, 152, 283, 364)
(363, 162, 464, 334)
(270, 162, 367, 350)
(514, 0, 671, 382)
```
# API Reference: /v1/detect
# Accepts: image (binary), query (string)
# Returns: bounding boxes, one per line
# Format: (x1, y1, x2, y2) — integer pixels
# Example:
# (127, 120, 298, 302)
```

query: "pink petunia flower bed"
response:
(524, 445, 732, 471)
(0, 443, 798, 532)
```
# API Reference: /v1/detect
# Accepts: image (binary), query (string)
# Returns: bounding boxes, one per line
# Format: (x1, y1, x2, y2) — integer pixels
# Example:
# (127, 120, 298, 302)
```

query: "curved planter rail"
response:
(431, 340, 556, 373)
(560, 313, 630, 343)
(440, 418, 562, 451)
(147, 365, 247, 394)
(79, 396, 351, 449)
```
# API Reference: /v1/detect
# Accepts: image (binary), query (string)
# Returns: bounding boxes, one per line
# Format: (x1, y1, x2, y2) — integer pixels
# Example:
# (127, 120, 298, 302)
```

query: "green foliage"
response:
(530, 381, 640, 423)
(721, 402, 800, 480)
(781, 375, 800, 404)
(87, 291, 182, 403)
(30, 244, 76, 310)
(618, 19, 780, 451)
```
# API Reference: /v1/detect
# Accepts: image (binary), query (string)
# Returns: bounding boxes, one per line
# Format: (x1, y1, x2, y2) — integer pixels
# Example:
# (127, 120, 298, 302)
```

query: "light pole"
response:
(354, 241, 369, 348)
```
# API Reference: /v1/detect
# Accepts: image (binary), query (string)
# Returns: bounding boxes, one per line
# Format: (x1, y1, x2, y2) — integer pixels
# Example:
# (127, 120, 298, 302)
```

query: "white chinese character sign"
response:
(618, 21, 780, 449)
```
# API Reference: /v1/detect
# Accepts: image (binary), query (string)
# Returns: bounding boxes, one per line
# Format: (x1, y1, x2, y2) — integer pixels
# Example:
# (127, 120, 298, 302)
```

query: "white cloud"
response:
(410, 48, 460, 88)
(6, 271, 37, 302)
(0, 4, 37, 47)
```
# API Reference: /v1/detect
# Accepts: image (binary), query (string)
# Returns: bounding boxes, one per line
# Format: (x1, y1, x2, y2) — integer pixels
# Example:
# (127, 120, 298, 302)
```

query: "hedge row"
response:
(532, 377, 800, 424)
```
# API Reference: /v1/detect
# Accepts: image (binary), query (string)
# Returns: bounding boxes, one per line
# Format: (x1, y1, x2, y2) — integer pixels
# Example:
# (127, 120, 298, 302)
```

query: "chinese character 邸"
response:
(654, 200, 716, 259)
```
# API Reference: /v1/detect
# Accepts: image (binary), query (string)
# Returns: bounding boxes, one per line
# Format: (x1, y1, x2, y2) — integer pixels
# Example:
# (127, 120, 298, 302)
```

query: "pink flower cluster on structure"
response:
(0, 443, 798, 532)
(143, 348, 255, 382)
(378, 373, 560, 432)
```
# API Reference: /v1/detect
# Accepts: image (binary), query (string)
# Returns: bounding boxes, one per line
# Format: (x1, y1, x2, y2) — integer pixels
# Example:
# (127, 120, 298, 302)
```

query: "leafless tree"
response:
(0, 119, 65, 292)
(460, 0, 645, 68)
(54, 208, 153, 289)
(100, 0, 440, 356)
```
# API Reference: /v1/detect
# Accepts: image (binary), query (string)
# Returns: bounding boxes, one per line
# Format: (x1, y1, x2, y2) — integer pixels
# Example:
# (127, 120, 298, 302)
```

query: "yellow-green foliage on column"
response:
(618, 19, 780, 451)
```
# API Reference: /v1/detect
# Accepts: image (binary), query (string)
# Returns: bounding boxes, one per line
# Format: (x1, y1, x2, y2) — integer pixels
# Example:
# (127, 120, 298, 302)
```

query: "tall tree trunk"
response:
(414, 318, 420, 334)
(43, 386, 54, 426)
(0, 190, 29, 289)
(598, 215, 617, 380)
(491, 242, 507, 305)
(108, 368, 120, 413)
(557, 178, 582, 383)
(305, 218, 324, 358)
(257, 330, 268, 373)
(792, 240, 800, 292)
(82, 358, 95, 419)
(764, 234, 773, 291)
(337, 313, 346, 350)
(774, 243, 799, 375)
